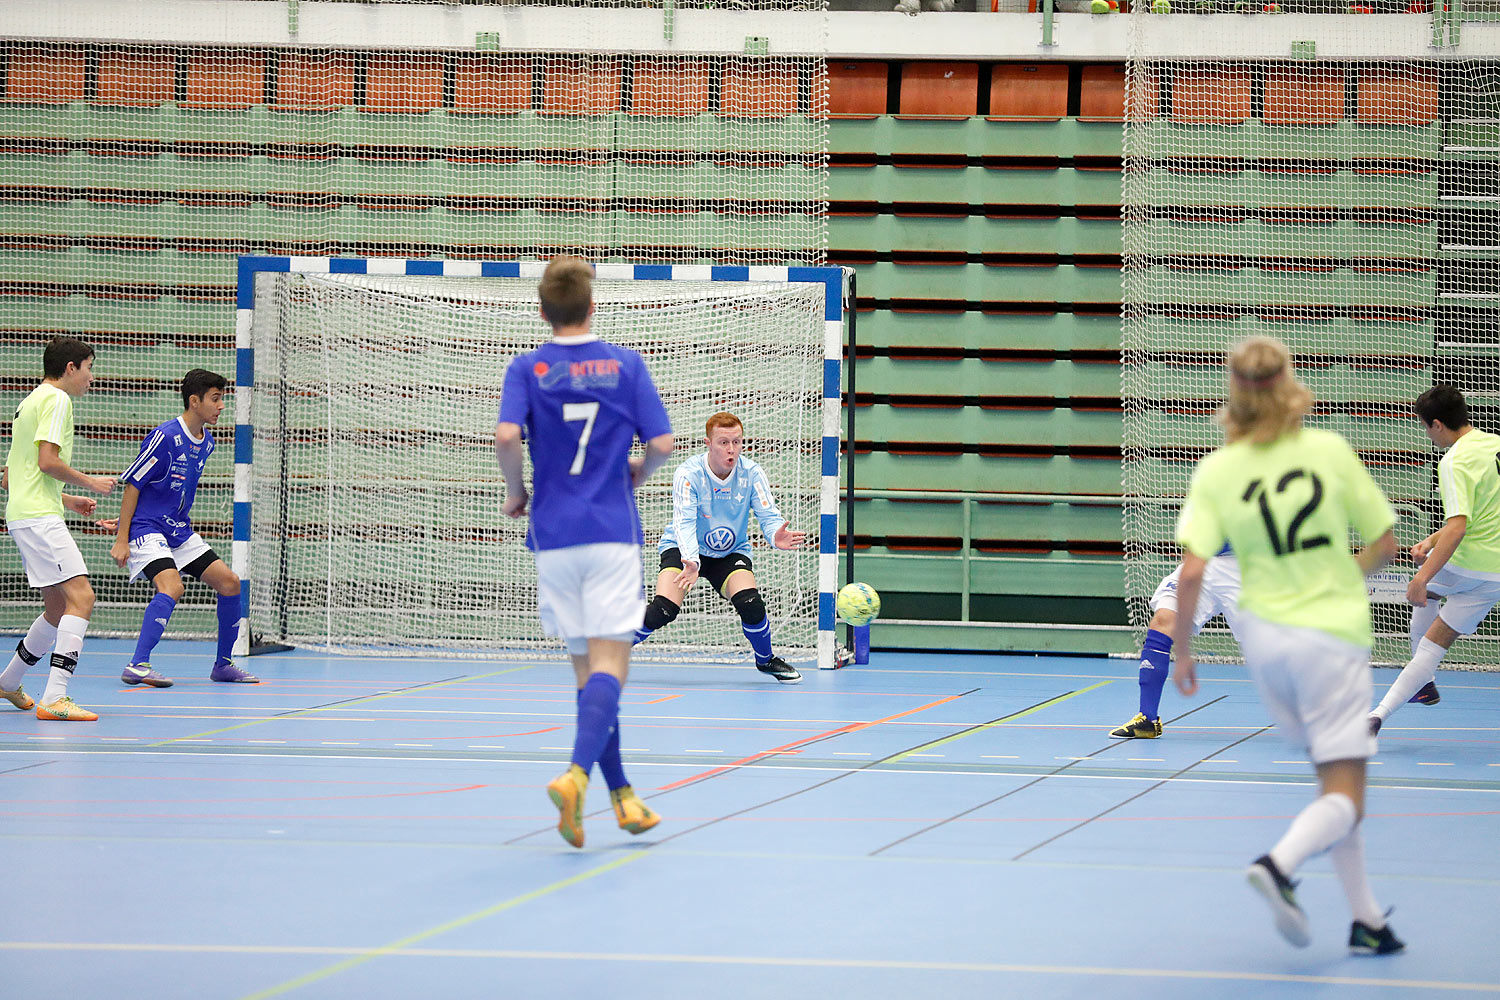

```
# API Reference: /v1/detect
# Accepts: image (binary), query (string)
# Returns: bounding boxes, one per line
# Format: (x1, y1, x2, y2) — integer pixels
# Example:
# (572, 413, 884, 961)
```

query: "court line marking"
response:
(858, 666, 1500, 693)
(882, 682, 1113, 765)
(1012, 725, 1275, 861)
(647, 688, 1100, 848)
(5, 828, 1500, 885)
(869, 696, 1231, 857)
(652, 689, 977, 794)
(234, 850, 647, 1000)
(145, 665, 540, 748)
(0, 942, 1491, 992)
(6, 747, 1500, 795)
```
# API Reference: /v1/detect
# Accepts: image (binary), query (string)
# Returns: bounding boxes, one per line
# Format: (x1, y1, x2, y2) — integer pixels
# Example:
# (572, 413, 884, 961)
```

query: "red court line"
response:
(643, 694, 684, 705)
(655, 693, 967, 792)
(5, 783, 493, 807)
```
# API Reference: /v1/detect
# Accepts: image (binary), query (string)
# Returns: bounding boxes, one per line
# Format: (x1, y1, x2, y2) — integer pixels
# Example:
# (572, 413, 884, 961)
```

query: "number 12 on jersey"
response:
(563, 401, 599, 475)
(1242, 470, 1330, 556)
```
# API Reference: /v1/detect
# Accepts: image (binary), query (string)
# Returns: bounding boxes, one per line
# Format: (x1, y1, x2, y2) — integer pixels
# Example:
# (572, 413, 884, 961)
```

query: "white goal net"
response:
(1123, 13, 1500, 666)
(247, 263, 834, 661)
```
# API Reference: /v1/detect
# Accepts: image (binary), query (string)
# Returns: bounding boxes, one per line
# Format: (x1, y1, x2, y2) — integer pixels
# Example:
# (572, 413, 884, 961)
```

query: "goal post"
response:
(233, 256, 847, 668)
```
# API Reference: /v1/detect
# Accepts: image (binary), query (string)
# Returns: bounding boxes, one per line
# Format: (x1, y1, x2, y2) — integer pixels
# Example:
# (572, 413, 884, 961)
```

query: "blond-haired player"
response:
(1172, 336, 1404, 955)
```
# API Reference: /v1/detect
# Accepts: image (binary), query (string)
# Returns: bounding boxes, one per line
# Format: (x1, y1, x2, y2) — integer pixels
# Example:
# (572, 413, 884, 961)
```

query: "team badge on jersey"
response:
(704, 526, 737, 553)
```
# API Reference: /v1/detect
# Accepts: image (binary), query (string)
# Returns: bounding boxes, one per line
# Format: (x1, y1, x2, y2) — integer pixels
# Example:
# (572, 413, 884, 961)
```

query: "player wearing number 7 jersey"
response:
(1171, 337, 1404, 955)
(496, 256, 674, 849)
(1370, 385, 1500, 733)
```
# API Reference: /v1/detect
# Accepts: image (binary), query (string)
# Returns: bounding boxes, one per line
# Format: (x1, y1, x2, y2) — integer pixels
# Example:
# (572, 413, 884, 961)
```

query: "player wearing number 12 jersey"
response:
(496, 256, 674, 849)
(1171, 337, 1404, 955)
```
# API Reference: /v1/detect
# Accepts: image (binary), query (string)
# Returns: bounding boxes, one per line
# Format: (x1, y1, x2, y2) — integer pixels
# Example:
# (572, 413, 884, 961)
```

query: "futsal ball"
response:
(836, 583, 881, 626)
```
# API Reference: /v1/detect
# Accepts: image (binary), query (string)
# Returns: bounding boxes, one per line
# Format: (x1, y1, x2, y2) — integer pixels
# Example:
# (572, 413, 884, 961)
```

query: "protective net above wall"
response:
(1123, 14, 1499, 666)
(0, 8, 828, 636)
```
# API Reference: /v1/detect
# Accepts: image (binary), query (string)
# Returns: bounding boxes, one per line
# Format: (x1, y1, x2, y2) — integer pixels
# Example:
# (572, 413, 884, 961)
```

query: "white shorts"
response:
(534, 542, 646, 643)
(127, 531, 215, 583)
(1237, 609, 1376, 764)
(1424, 564, 1500, 635)
(8, 516, 88, 589)
(1151, 555, 1243, 638)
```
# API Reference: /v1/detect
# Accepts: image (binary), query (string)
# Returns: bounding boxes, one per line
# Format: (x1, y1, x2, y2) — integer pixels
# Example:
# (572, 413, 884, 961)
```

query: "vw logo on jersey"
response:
(704, 526, 736, 553)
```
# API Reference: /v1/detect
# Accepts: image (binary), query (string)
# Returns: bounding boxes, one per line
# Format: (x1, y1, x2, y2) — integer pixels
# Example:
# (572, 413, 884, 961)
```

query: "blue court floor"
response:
(2, 639, 1498, 999)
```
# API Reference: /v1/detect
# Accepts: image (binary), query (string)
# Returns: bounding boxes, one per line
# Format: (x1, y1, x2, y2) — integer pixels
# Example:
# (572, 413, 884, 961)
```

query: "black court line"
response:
(866, 695, 1229, 857)
(0, 760, 57, 777)
(273, 674, 473, 716)
(647, 687, 1088, 849)
(1011, 723, 1274, 860)
(502, 687, 988, 847)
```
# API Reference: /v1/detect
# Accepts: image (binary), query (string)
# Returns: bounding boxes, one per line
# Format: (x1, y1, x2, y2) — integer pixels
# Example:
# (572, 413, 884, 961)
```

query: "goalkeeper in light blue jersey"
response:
(634, 412, 807, 683)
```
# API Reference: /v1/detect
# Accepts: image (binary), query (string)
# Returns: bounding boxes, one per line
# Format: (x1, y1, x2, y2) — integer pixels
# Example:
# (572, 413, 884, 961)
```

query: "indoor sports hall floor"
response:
(2, 640, 1498, 999)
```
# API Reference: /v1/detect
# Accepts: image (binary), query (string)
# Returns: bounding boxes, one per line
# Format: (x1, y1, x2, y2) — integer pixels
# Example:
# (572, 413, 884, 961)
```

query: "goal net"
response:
(1123, 13, 1500, 666)
(243, 259, 842, 664)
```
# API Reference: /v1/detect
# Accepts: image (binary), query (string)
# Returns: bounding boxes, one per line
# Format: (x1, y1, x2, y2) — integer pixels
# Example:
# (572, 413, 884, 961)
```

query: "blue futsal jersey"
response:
(498, 334, 671, 552)
(121, 416, 214, 546)
(657, 453, 786, 564)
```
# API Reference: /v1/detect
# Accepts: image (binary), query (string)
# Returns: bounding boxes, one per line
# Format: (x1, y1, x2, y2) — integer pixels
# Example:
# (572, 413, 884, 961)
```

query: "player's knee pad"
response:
(643, 595, 680, 632)
(730, 588, 767, 626)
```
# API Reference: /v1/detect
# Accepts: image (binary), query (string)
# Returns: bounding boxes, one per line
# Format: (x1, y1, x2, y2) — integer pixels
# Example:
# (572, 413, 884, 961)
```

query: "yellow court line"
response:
(884, 680, 1114, 764)
(234, 850, 647, 1000)
(0, 943, 1493, 993)
(148, 665, 540, 747)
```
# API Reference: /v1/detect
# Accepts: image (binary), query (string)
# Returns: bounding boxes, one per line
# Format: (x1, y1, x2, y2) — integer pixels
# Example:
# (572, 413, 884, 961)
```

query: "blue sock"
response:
(1138, 628, 1172, 720)
(632, 626, 652, 646)
(131, 593, 177, 665)
(571, 673, 622, 774)
(742, 615, 774, 663)
(215, 594, 242, 664)
(579, 689, 629, 790)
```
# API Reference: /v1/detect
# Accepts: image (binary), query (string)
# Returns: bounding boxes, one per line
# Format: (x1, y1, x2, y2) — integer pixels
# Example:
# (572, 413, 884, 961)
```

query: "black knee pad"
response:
(730, 588, 767, 625)
(643, 595, 680, 631)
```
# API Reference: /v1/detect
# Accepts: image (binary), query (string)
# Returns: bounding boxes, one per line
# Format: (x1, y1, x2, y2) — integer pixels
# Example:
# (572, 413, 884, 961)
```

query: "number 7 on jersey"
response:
(563, 401, 599, 475)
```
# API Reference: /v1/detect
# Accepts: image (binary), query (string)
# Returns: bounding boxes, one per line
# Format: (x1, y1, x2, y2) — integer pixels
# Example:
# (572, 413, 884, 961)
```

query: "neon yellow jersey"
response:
(1176, 427, 1395, 648)
(5, 382, 73, 523)
(1438, 428, 1500, 575)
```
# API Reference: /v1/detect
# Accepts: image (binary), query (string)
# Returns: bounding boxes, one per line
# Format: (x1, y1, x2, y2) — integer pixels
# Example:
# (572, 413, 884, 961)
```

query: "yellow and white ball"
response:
(836, 583, 881, 626)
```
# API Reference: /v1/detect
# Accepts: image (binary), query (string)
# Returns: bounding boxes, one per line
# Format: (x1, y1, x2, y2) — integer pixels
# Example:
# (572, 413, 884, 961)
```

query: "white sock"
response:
(40, 614, 88, 706)
(1329, 824, 1385, 928)
(1373, 637, 1446, 722)
(0, 614, 58, 691)
(1269, 791, 1358, 876)
(1409, 602, 1441, 656)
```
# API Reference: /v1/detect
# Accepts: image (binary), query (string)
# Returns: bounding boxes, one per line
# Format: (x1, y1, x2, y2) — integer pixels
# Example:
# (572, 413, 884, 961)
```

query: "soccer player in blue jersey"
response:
(108, 369, 256, 687)
(496, 256, 675, 849)
(632, 412, 807, 683)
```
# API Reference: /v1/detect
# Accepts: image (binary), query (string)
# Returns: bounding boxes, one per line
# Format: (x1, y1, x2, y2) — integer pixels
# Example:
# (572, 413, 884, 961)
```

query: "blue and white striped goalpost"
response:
(233, 256, 849, 669)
